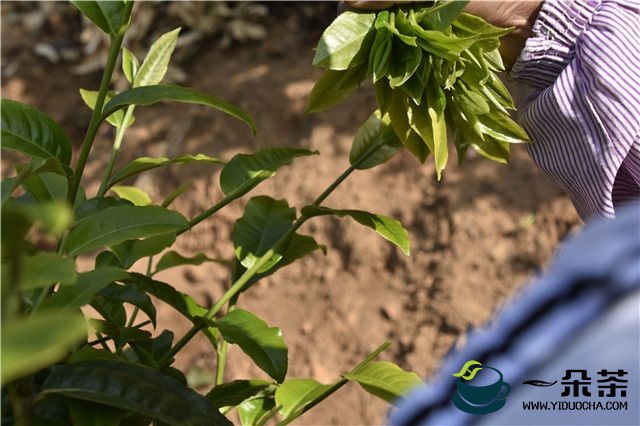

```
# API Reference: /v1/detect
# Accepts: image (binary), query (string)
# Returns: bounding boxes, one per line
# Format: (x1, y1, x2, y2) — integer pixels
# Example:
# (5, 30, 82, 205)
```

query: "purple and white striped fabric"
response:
(509, 0, 640, 220)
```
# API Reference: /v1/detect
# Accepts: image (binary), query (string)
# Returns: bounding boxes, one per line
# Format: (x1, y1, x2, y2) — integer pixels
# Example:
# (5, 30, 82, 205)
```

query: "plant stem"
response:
(214, 295, 237, 384)
(182, 196, 236, 234)
(312, 162, 358, 207)
(67, 33, 125, 207)
(126, 255, 153, 327)
(161, 138, 388, 366)
(97, 105, 136, 197)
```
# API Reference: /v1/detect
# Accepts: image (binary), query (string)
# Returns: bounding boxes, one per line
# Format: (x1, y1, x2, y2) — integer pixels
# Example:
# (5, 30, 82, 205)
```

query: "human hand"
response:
(344, 1, 543, 69)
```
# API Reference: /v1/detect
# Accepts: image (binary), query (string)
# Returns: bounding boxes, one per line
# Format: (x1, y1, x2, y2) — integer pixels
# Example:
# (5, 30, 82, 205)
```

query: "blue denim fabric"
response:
(390, 200, 640, 426)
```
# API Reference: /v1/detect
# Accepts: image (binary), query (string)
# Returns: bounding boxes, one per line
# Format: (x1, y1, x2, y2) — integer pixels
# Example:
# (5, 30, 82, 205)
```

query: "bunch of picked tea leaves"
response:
(307, 1, 529, 179)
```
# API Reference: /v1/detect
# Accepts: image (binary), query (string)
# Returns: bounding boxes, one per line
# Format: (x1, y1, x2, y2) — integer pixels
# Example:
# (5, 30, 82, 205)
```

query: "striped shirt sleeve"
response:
(509, 0, 640, 220)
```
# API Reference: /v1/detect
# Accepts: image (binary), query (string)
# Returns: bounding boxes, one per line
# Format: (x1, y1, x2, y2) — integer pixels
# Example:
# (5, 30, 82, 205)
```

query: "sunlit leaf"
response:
(220, 148, 316, 197)
(302, 205, 410, 255)
(343, 361, 422, 405)
(103, 84, 256, 136)
(134, 28, 180, 87)
(313, 11, 376, 70)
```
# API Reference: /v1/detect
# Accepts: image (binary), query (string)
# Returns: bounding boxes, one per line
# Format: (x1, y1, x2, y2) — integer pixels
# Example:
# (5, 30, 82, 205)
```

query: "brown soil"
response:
(2, 4, 581, 425)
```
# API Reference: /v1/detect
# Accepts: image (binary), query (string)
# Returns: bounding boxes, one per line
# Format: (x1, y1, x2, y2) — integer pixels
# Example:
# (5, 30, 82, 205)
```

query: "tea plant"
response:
(1, 1, 423, 425)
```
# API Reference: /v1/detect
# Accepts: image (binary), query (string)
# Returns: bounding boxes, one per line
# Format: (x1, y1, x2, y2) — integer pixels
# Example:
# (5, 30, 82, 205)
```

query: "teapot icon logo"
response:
(452, 360, 510, 414)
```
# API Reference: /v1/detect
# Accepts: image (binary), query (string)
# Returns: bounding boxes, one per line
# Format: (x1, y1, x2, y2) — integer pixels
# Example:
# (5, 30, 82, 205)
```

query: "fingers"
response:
(344, 1, 404, 11)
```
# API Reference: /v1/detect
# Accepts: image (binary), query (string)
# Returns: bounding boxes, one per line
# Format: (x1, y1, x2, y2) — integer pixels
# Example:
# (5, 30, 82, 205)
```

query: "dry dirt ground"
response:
(2, 3, 581, 425)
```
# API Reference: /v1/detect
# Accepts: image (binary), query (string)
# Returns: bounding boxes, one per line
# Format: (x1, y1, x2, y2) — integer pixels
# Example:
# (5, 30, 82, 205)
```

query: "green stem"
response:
(182, 196, 236, 234)
(97, 105, 136, 197)
(312, 162, 358, 207)
(214, 295, 237, 384)
(161, 138, 388, 366)
(68, 32, 124, 207)
(126, 255, 153, 328)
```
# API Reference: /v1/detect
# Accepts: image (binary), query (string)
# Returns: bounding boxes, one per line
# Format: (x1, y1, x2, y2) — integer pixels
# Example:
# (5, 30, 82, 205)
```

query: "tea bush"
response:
(1, 1, 525, 424)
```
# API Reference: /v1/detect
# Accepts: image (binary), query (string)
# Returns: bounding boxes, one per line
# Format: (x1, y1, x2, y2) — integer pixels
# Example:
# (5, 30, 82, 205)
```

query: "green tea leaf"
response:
(40, 267, 129, 311)
(374, 80, 393, 114)
(22, 172, 73, 203)
(350, 112, 402, 169)
(109, 154, 223, 188)
(40, 360, 232, 425)
(306, 64, 368, 112)
(421, 0, 469, 31)
(452, 12, 512, 39)
(90, 318, 152, 345)
(215, 309, 288, 383)
(71, 1, 128, 36)
(483, 48, 506, 71)
(129, 330, 174, 367)
(313, 11, 376, 70)
(1, 98, 71, 166)
(220, 148, 316, 197)
(400, 60, 431, 103)
(302, 206, 410, 255)
(79, 89, 134, 128)
(98, 282, 157, 327)
(206, 380, 272, 409)
(75, 197, 132, 221)
(66, 205, 188, 256)
(413, 28, 476, 60)
(3, 252, 77, 290)
(382, 13, 417, 46)
(343, 361, 422, 405)
(90, 295, 127, 326)
(2, 200, 72, 237)
(110, 185, 152, 206)
(231, 233, 326, 292)
(486, 73, 514, 108)
(134, 28, 180, 87)
(69, 347, 123, 364)
(129, 273, 218, 346)
(122, 47, 139, 84)
(153, 251, 229, 276)
(111, 233, 176, 269)
(275, 378, 333, 421)
(425, 77, 448, 179)
(1, 311, 87, 385)
(68, 400, 123, 426)
(389, 43, 422, 88)
(407, 101, 436, 163)
(130, 274, 207, 321)
(237, 397, 275, 426)
(386, 87, 412, 142)
(103, 84, 257, 136)
(456, 81, 490, 114)
(471, 134, 510, 163)
(233, 196, 296, 273)
(370, 30, 393, 82)
(477, 109, 530, 143)
(404, 130, 430, 163)
(1, 177, 17, 205)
